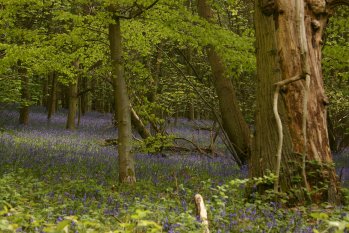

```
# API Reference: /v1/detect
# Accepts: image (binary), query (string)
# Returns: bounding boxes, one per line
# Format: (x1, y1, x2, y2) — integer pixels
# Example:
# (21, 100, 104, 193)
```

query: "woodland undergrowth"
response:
(0, 108, 348, 233)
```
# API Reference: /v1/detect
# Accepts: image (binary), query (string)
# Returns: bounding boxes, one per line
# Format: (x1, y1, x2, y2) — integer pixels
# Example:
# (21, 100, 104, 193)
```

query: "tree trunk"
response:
(19, 71, 29, 125)
(250, 0, 295, 200)
(42, 75, 49, 109)
(60, 85, 69, 109)
(250, 0, 342, 204)
(197, 0, 251, 164)
(78, 96, 81, 127)
(80, 77, 88, 116)
(185, 47, 195, 121)
(148, 44, 163, 135)
(188, 102, 195, 121)
(109, 13, 136, 184)
(47, 72, 57, 120)
(66, 80, 78, 130)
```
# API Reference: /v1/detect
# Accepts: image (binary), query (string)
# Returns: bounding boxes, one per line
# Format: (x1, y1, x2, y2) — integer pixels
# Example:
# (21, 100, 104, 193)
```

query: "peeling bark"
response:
(250, 0, 342, 204)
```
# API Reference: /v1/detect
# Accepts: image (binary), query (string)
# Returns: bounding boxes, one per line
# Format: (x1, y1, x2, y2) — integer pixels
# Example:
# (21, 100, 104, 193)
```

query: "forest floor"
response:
(0, 107, 348, 232)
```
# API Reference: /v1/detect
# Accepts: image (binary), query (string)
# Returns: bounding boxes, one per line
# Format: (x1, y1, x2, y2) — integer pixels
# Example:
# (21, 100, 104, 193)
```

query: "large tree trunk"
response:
(47, 72, 57, 121)
(109, 14, 136, 184)
(66, 80, 78, 130)
(197, 0, 251, 164)
(250, 0, 296, 200)
(250, 0, 343, 204)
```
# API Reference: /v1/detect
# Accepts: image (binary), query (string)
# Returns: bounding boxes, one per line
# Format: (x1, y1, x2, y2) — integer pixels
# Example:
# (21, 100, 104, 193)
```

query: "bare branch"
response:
(117, 0, 160, 19)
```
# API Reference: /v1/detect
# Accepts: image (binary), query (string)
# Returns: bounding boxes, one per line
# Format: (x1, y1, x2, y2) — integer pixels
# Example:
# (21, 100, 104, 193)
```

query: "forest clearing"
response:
(0, 0, 348, 232)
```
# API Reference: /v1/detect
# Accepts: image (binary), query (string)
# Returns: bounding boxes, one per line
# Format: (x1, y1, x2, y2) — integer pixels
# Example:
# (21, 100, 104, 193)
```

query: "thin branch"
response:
(273, 74, 303, 192)
(273, 84, 283, 193)
(117, 0, 160, 19)
(75, 25, 108, 36)
(273, 75, 302, 86)
(174, 137, 205, 154)
(132, 0, 160, 18)
(84, 39, 109, 47)
(175, 48, 203, 82)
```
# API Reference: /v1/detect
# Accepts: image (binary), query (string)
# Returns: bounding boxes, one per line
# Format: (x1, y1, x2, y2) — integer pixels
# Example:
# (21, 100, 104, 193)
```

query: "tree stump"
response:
(194, 194, 209, 233)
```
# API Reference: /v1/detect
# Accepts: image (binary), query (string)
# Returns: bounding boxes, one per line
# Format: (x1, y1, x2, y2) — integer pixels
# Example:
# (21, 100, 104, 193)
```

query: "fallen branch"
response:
(165, 145, 217, 158)
(101, 137, 218, 157)
(174, 137, 205, 154)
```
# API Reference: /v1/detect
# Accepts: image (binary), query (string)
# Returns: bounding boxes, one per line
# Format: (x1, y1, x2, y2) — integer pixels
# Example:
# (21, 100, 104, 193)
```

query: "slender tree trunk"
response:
(109, 14, 136, 184)
(42, 76, 49, 109)
(78, 96, 81, 127)
(47, 72, 57, 120)
(19, 71, 29, 125)
(250, 0, 342, 204)
(188, 102, 195, 121)
(197, 0, 251, 164)
(186, 47, 195, 121)
(66, 80, 78, 130)
(148, 44, 163, 135)
(60, 85, 69, 109)
(80, 77, 88, 116)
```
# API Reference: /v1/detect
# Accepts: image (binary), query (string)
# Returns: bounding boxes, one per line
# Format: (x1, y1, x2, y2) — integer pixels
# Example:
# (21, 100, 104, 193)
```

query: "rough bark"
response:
(250, 0, 341, 204)
(47, 72, 57, 120)
(109, 13, 136, 184)
(250, 0, 294, 198)
(197, 0, 251, 164)
(66, 80, 78, 130)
